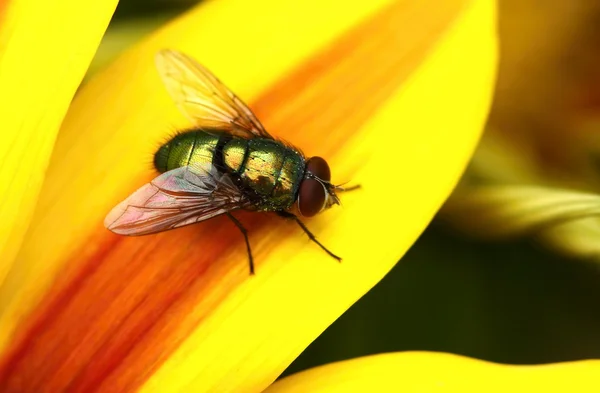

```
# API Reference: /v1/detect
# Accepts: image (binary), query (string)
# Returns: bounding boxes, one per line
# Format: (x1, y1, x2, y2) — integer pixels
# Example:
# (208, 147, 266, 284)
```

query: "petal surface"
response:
(0, 0, 497, 392)
(0, 0, 117, 286)
(267, 352, 600, 393)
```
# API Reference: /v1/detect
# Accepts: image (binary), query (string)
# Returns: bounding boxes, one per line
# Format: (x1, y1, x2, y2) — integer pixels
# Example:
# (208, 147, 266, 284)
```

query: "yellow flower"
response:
(0, 0, 543, 391)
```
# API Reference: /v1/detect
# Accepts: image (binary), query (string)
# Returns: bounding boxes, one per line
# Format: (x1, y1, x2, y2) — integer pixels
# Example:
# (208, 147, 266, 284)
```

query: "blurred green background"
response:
(103, 0, 600, 378)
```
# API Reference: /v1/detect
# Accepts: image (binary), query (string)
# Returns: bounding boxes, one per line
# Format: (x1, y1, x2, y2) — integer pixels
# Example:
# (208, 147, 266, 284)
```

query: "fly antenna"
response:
(334, 183, 361, 192)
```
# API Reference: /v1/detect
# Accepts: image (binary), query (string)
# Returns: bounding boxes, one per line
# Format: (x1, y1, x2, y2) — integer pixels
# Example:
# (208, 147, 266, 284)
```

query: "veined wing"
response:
(104, 164, 250, 236)
(155, 49, 273, 140)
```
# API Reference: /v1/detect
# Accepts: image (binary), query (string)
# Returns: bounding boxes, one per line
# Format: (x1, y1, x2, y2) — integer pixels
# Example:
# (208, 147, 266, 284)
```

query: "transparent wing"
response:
(155, 49, 273, 140)
(104, 164, 250, 236)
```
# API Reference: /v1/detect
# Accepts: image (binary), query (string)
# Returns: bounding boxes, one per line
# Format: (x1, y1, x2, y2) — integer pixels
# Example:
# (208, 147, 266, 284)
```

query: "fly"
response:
(104, 49, 358, 274)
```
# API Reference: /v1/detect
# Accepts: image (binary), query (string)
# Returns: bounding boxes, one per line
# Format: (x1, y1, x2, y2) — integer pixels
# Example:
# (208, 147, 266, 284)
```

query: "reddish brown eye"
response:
(306, 156, 331, 182)
(297, 157, 331, 217)
(298, 179, 326, 217)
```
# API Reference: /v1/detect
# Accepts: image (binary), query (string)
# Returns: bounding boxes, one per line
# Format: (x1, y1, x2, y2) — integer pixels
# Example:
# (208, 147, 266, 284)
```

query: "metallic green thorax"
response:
(154, 130, 306, 211)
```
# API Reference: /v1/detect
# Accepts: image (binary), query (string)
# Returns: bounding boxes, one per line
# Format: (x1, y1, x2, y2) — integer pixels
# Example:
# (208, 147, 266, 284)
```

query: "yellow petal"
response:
(539, 217, 600, 259)
(442, 185, 600, 238)
(266, 352, 600, 392)
(440, 123, 600, 261)
(0, 0, 117, 283)
(0, 0, 497, 391)
(85, 14, 177, 81)
(442, 184, 600, 259)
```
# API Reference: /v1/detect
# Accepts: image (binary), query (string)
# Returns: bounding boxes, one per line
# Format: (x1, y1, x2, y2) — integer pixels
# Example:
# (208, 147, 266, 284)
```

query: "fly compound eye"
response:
(298, 178, 327, 217)
(298, 156, 331, 217)
(306, 156, 331, 182)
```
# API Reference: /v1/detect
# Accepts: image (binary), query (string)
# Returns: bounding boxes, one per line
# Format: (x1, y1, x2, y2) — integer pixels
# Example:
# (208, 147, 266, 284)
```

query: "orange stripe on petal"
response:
(0, 0, 496, 391)
(0, 1, 8, 21)
(256, 0, 466, 156)
(0, 228, 242, 392)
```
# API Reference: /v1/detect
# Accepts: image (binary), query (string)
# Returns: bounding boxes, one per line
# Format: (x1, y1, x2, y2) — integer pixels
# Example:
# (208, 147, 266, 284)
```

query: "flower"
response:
(0, 0, 500, 391)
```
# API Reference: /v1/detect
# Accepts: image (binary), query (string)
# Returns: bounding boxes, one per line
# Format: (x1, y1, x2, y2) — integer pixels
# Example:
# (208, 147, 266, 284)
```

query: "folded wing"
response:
(105, 164, 249, 236)
(155, 49, 273, 140)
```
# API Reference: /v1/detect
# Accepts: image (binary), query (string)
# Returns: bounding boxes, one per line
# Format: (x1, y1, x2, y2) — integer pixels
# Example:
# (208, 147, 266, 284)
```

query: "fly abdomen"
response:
(153, 130, 221, 173)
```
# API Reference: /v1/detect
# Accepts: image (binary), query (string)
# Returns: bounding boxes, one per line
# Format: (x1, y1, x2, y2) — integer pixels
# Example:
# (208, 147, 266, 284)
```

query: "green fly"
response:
(104, 49, 357, 274)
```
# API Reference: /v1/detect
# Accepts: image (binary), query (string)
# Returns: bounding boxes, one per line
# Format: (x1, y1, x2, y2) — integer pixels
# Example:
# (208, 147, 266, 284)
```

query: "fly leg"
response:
(226, 212, 254, 275)
(277, 211, 341, 262)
